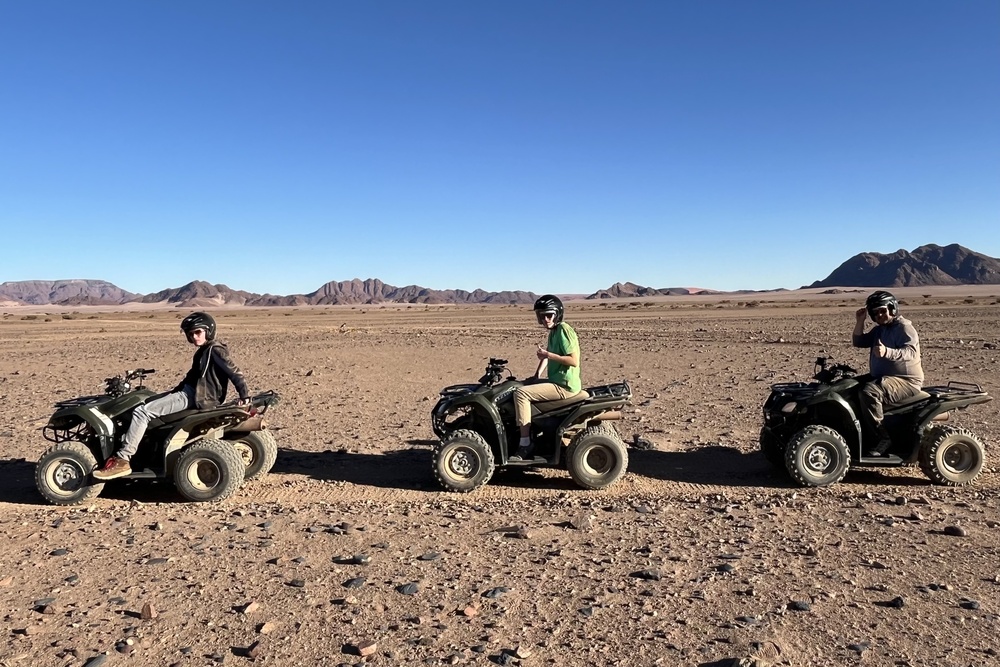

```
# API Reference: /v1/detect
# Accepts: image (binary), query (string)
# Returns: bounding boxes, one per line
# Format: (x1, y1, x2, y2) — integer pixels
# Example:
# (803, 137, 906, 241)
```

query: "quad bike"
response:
(431, 357, 632, 492)
(36, 368, 281, 505)
(760, 357, 992, 488)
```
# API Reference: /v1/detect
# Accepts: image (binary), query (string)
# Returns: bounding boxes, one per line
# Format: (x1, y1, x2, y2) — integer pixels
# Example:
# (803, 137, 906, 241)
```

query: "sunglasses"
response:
(871, 307, 890, 316)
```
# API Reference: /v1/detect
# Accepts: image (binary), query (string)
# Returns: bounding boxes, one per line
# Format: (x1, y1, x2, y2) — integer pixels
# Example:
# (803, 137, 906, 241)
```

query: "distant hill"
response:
(586, 282, 714, 299)
(809, 244, 1000, 288)
(0, 279, 137, 306)
(141, 278, 538, 307)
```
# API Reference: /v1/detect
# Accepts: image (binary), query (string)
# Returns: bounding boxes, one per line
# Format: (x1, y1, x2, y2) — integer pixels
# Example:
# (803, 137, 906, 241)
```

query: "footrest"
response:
(504, 457, 546, 467)
(857, 455, 904, 466)
(124, 469, 159, 479)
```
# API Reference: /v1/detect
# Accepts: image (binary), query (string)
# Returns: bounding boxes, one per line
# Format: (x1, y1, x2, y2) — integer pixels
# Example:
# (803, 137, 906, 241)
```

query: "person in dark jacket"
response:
(852, 290, 924, 456)
(93, 311, 249, 480)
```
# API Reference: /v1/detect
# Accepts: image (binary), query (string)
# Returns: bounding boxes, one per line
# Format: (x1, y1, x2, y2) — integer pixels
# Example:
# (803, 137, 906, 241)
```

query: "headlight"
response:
(780, 401, 798, 413)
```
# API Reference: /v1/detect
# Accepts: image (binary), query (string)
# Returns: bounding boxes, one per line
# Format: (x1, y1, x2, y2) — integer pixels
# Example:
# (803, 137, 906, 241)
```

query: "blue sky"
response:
(2, 1, 997, 295)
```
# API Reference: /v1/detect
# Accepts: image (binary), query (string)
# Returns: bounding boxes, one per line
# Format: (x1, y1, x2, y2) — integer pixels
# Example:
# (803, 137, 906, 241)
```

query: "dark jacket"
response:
(174, 341, 249, 409)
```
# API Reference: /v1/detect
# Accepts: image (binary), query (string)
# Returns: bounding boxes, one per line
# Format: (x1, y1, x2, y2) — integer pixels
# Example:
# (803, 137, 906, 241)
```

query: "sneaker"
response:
(509, 447, 533, 462)
(93, 456, 131, 480)
(866, 438, 893, 458)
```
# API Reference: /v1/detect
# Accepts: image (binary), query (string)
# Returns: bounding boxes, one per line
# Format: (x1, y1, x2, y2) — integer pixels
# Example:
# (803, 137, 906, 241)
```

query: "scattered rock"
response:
(943, 525, 968, 537)
(343, 577, 366, 589)
(397, 582, 419, 596)
(787, 601, 811, 612)
(141, 602, 158, 620)
(630, 569, 662, 581)
(239, 601, 260, 615)
(483, 587, 510, 599)
(417, 552, 440, 561)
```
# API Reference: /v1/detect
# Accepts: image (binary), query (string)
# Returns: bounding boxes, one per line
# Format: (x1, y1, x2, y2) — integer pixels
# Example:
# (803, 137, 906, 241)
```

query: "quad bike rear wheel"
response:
(174, 439, 244, 502)
(785, 425, 850, 488)
(434, 429, 495, 493)
(227, 430, 278, 481)
(566, 425, 628, 490)
(919, 425, 984, 486)
(36, 441, 105, 505)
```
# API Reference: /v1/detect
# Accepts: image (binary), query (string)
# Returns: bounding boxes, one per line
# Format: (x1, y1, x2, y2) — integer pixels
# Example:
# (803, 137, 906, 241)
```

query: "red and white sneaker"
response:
(92, 456, 132, 480)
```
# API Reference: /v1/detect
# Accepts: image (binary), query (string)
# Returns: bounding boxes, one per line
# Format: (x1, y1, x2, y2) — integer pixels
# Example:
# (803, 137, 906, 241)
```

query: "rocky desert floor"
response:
(1, 289, 999, 667)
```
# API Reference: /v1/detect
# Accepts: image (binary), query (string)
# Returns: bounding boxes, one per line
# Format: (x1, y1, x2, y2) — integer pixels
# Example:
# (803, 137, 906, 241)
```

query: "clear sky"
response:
(2, 1, 997, 295)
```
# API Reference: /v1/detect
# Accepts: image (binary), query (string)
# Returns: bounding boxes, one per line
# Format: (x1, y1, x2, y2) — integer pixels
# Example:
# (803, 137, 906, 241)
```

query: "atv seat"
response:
(884, 390, 931, 413)
(148, 409, 202, 428)
(533, 390, 590, 415)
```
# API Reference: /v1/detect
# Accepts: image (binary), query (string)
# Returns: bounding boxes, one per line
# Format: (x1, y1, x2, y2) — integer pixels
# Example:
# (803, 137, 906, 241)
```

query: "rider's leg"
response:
(511, 383, 573, 458)
(117, 389, 192, 461)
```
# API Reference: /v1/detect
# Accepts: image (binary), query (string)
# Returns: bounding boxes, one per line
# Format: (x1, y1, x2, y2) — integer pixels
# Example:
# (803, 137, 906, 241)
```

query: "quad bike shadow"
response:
(270, 446, 437, 492)
(627, 444, 795, 489)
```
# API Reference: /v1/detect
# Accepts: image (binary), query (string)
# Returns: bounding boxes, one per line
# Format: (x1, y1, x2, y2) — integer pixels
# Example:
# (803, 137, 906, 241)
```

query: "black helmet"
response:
(533, 294, 564, 324)
(865, 290, 898, 319)
(180, 311, 217, 341)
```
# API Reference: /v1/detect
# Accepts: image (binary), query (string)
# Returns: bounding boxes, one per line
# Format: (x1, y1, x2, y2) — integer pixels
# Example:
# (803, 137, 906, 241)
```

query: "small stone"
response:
(460, 604, 479, 617)
(848, 642, 870, 653)
(630, 569, 662, 581)
(397, 582, 419, 596)
(579, 606, 593, 617)
(514, 645, 533, 658)
(334, 554, 371, 565)
(894, 496, 907, 506)
(50, 548, 69, 557)
(141, 602, 158, 620)
(84, 657, 108, 667)
(343, 577, 366, 589)
(287, 579, 306, 588)
(356, 640, 378, 657)
(146, 557, 168, 565)
(787, 601, 811, 612)
(716, 563, 736, 574)
(960, 599, 981, 610)
(0, 576, 13, 586)
(258, 622, 276, 634)
(417, 552, 440, 561)
(888, 596, 905, 609)
(570, 513, 594, 530)
(39, 604, 57, 615)
(239, 601, 260, 614)
(943, 525, 968, 537)
(483, 587, 510, 599)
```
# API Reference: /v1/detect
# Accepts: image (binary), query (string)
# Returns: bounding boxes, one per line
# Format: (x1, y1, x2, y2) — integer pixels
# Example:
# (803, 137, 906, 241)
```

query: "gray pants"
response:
(860, 376, 922, 434)
(117, 387, 193, 460)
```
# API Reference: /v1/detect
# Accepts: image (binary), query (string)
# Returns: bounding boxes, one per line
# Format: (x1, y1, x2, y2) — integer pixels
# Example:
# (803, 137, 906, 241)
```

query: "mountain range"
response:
(2, 244, 998, 307)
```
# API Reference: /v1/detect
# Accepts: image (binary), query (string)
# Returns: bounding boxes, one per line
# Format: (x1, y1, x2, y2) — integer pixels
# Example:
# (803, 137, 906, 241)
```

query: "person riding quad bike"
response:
(93, 311, 249, 480)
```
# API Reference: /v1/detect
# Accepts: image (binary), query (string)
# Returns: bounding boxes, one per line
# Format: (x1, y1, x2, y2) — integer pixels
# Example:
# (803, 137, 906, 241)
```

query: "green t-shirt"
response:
(547, 322, 581, 393)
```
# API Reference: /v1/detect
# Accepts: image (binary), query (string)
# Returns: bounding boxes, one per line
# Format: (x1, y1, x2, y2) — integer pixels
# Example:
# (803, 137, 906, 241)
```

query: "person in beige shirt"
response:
(852, 290, 924, 456)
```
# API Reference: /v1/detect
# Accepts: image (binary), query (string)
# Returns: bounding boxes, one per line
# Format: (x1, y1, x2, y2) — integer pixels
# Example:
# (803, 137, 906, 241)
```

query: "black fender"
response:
(801, 393, 863, 456)
(432, 393, 507, 453)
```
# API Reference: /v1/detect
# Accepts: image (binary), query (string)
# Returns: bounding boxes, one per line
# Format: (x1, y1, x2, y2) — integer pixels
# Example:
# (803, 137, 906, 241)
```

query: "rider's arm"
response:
(852, 309, 873, 348)
(882, 322, 920, 362)
(544, 348, 579, 368)
(211, 347, 250, 400)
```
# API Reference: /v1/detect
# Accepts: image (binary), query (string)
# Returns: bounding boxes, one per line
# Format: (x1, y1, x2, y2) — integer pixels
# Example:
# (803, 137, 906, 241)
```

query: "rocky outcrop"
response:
(810, 244, 1000, 288)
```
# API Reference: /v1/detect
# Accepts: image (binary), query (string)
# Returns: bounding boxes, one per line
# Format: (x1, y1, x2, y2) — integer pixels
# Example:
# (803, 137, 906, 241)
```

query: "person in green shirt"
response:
(510, 294, 583, 461)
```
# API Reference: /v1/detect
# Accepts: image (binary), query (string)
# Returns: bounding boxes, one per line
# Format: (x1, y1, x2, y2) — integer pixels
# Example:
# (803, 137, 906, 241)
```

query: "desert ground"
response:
(1, 287, 999, 667)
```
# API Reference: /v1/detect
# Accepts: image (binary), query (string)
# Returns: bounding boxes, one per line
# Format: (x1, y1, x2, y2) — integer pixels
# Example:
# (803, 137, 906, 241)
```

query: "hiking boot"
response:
(93, 456, 131, 480)
(509, 446, 534, 462)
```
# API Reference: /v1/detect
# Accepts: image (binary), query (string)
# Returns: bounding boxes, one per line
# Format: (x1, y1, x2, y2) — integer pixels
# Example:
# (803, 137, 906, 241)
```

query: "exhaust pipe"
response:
(229, 416, 267, 433)
(588, 411, 622, 424)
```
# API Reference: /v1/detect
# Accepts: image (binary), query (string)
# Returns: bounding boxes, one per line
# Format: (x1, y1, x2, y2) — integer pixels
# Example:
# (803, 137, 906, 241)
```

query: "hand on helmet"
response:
(855, 307, 867, 322)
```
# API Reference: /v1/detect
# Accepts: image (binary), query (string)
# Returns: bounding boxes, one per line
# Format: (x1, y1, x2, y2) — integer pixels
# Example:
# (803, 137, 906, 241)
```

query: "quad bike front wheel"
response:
(433, 429, 495, 493)
(566, 425, 628, 490)
(919, 425, 984, 486)
(174, 439, 245, 502)
(36, 441, 105, 505)
(785, 425, 850, 488)
(226, 431, 278, 481)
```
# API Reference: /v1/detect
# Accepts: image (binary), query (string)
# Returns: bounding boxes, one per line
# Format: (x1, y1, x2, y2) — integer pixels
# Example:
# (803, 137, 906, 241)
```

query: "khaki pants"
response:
(514, 382, 575, 427)
(860, 376, 922, 432)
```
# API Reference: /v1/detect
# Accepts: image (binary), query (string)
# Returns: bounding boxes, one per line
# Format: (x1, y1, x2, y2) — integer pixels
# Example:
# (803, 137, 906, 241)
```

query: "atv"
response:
(36, 368, 281, 505)
(431, 357, 632, 492)
(760, 357, 992, 488)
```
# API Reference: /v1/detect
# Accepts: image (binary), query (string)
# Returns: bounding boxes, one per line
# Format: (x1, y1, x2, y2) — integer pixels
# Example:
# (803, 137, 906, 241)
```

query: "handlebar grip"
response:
(137, 368, 156, 375)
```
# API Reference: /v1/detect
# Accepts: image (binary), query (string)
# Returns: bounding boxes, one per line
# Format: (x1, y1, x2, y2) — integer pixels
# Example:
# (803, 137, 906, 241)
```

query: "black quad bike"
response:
(431, 357, 632, 492)
(760, 357, 992, 488)
(36, 369, 281, 505)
